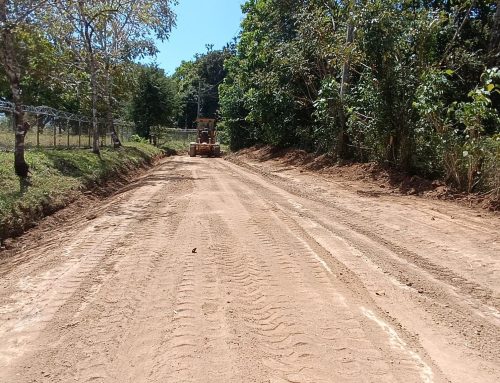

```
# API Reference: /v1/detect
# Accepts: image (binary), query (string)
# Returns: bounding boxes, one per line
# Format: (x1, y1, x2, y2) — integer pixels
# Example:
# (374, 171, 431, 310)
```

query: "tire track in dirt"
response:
(0, 161, 193, 382)
(145, 164, 236, 383)
(208, 168, 440, 383)
(227, 177, 437, 383)
(225, 157, 498, 309)
(0, 155, 497, 383)
(221, 159, 500, 322)
(222, 156, 499, 383)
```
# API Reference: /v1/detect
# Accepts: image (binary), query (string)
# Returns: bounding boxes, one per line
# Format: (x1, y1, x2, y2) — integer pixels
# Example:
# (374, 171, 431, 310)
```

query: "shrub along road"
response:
(0, 155, 498, 383)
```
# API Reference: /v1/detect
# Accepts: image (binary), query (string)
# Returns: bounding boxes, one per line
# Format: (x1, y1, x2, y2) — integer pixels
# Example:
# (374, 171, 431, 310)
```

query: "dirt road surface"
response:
(0, 156, 498, 383)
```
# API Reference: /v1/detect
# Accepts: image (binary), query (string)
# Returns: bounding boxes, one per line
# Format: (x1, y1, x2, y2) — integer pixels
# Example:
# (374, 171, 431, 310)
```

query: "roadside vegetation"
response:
(131, 44, 235, 152)
(0, 143, 162, 242)
(220, 1, 499, 199)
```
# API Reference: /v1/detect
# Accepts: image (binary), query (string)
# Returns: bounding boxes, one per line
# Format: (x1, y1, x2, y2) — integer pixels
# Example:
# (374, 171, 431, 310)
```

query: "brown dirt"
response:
(0, 155, 498, 383)
(234, 145, 499, 211)
(0, 156, 165, 255)
(0, 153, 164, 245)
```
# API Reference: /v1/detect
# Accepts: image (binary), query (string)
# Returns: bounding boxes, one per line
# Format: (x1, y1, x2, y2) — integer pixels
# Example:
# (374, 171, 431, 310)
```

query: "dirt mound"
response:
(231, 146, 498, 211)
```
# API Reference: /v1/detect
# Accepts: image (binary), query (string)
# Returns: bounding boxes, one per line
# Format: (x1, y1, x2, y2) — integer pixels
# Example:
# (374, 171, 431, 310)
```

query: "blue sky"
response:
(154, 0, 246, 74)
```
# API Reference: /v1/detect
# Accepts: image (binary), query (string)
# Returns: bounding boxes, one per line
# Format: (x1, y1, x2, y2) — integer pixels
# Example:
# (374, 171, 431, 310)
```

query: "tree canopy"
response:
(173, 44, 235, 130)
(0, 0, 176, 175)
(220, 0, 500, 193)
(131, 64, 177, 138)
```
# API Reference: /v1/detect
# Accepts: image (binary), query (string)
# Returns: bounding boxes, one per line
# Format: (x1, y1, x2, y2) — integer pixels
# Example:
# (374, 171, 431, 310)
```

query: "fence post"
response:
(78, 120, 81, 148)
(36, 114, 40, 148)
(66, 119, 70, 148)
(53, 118, 57, 148)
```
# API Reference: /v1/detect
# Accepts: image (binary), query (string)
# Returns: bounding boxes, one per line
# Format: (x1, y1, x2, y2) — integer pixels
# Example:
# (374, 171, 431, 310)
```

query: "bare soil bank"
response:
(0, 143, 163, 243)
(231, 145, 499, 211)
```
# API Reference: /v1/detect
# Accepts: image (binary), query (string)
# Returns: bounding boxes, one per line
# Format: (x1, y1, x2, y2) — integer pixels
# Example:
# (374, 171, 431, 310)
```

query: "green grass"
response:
(0, 142, 162, 241)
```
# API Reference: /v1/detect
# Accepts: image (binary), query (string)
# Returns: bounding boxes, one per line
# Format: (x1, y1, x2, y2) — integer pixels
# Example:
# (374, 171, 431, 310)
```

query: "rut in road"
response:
(0, 156, 498, 383)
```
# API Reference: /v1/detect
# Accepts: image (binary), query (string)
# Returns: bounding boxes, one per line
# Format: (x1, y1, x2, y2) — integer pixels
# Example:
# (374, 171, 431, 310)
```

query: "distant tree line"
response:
(172, 43, 236, 130)
(132, 43, 235, 141)
(220, 0, 500, 194)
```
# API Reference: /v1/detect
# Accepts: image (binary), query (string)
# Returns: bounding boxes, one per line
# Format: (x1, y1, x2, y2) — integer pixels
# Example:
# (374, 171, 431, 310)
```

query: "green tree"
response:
(0, 0, 52, 180)
(51, 0, 177, 153)
(92, 0, 176, 147)
(173, 44, 235, 130)
(131, 65, 176, 139)
(221, 0, 499, 192)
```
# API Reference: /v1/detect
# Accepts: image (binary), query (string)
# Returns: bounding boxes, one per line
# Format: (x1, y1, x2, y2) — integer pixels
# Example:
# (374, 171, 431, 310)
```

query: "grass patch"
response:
(0, 142, 162, 241)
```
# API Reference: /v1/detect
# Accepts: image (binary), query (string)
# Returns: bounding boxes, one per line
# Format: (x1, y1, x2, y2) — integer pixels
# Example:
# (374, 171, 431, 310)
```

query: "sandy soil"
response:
(0, 155, 498, 383)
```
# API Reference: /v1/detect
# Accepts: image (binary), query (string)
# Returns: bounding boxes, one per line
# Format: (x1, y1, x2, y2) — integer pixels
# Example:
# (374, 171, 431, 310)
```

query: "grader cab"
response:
(189, 118, 221, 157)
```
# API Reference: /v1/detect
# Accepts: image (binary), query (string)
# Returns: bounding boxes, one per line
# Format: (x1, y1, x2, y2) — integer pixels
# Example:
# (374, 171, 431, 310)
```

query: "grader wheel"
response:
(189, 143, 196, 157)
(214, 145, 221, 157)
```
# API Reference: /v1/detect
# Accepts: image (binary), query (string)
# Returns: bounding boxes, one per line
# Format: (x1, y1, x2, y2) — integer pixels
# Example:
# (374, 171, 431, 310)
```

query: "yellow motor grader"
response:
(189, 118, 221, 157)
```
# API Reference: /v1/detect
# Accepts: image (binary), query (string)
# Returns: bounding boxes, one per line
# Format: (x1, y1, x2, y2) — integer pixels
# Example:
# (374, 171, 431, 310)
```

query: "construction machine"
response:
(189, 118, 221, 157)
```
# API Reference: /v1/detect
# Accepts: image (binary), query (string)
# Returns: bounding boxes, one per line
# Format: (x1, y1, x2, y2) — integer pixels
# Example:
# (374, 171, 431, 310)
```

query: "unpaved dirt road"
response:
(0, 156, 498, 383)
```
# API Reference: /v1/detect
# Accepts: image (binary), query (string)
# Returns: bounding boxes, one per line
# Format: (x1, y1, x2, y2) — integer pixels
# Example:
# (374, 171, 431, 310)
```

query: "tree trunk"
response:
(386, 134, 396, 165)
(337, 20, 355, 160)
(89, 53, 100, 154)
(0, 1, 29, 179)
(105, 65, 122, 148)
(78, 0, 100, 155)
(399, 125, 412, 172)
(107, 108, 121, 148)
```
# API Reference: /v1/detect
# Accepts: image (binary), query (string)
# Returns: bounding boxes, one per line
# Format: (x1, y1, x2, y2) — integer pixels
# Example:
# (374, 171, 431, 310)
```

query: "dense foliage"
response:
(221, 0, 500, 194)
(131, 65, 177, 138)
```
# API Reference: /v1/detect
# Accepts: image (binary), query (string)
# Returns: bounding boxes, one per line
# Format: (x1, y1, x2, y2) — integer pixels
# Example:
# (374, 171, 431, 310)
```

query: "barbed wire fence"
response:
(0, 100, 136, 151)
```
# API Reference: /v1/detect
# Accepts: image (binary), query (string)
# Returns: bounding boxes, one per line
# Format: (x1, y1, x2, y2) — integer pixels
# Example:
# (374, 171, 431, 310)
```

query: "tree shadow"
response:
(19, 176, 32, 195)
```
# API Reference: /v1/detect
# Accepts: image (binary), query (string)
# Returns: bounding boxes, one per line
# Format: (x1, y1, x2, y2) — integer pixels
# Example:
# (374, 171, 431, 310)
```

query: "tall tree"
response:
(0, 0, 50, 179)
(52, 0, 176, 153)
(50, 0, 106, 154)
(92, 0, 176, 147)
(131, 65, 176, 139)
(173, 44, 234, 129)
